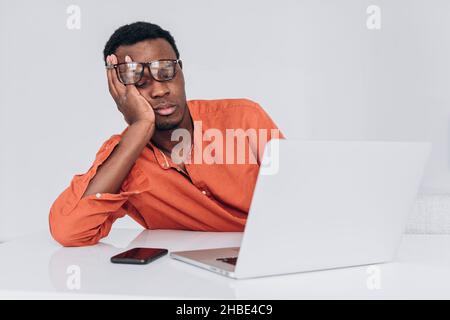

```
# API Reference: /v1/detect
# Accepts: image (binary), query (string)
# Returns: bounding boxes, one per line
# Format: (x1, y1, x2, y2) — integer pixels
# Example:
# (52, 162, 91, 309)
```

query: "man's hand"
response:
(106, 54, 156, 129)
(79, 54, 157, 198)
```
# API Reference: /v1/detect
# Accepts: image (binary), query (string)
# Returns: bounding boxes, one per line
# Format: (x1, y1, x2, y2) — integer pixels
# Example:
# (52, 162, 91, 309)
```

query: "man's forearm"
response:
(82, 120, 155, 197)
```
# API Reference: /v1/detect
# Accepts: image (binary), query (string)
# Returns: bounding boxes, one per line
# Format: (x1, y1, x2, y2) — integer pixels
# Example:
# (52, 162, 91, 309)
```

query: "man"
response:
(49, 21, 283, 247)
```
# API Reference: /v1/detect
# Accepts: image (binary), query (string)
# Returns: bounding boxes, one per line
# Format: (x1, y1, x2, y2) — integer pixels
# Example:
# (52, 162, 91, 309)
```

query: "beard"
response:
(155, 102, 186, 131)
(155, 120, 181, 131)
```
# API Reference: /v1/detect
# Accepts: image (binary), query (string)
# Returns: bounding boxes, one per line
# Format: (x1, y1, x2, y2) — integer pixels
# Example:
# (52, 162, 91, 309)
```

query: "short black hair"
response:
(103, 21, 179, 64)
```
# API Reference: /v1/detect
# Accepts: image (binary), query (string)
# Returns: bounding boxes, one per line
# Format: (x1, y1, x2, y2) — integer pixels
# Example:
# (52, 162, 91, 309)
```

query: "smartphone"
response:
(110, 247, 168, 265)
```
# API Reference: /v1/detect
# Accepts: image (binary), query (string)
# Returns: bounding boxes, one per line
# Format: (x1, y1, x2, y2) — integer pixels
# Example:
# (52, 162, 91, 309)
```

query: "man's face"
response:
(114, 38, 187, 130)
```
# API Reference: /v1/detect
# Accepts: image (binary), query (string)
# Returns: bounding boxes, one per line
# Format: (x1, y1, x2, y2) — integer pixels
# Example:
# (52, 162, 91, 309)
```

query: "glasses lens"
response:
(150, 60, 177, 81)
(117, 62, 144, 84)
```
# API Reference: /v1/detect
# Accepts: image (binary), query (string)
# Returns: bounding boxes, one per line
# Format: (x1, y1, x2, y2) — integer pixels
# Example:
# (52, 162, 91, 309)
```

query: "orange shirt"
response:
(49, 99, 284, 246)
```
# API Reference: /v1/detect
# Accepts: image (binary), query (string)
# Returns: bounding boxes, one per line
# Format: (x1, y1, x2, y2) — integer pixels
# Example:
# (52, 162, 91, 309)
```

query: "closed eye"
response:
(136, 80, 148, 88)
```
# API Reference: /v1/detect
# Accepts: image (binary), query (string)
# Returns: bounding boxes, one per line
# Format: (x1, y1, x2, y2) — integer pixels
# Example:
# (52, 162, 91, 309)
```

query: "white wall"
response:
(1, 0, 450, 240)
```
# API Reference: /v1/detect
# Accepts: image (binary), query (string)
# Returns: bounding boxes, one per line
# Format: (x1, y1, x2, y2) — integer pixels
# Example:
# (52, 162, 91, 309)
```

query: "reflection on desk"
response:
(1, 229, 450, 299)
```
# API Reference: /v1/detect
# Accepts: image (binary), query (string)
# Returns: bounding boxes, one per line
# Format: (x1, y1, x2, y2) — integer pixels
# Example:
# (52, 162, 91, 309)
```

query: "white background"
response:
(1, 0, 450, 240)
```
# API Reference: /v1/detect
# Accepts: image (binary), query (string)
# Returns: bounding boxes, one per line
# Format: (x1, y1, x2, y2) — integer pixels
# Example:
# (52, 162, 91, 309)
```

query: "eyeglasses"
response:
(107, 59, 182, 85)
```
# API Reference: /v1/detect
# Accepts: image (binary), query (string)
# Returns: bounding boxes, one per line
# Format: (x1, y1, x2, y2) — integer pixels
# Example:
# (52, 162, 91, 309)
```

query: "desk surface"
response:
(0, 229, 450, 299)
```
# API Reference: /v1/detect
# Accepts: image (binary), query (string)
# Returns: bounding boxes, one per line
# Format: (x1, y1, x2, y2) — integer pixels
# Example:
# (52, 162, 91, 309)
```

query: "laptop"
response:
(170, 140, 431, 279)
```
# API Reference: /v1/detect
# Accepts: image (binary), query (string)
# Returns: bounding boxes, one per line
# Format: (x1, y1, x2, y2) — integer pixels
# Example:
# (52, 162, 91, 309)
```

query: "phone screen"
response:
(111, 247, 168, 264)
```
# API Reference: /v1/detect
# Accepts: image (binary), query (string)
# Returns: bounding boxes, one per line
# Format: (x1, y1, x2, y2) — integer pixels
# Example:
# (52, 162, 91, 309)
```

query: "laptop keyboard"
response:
(216, 257, 238, 265)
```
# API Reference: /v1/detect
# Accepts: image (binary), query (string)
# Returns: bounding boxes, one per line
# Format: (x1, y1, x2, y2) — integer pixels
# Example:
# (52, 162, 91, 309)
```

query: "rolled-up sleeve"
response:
(49, 135, 150, 247)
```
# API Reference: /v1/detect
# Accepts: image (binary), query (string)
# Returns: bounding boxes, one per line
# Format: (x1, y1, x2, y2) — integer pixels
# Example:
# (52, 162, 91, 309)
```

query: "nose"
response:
(149, 79, 170, 99)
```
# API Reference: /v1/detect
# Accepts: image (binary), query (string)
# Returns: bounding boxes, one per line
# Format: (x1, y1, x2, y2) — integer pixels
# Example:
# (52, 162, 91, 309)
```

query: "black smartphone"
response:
(110, 247, 168, 265)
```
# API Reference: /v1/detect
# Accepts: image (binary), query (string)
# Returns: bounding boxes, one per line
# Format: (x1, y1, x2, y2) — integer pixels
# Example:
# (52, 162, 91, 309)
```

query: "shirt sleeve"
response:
(49, 135, 150, 247)
(244, 100, 286, 165)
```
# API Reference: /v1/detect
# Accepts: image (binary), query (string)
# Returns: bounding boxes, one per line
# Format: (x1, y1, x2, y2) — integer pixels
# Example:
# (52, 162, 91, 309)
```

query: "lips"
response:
(154, 104, 177, 116)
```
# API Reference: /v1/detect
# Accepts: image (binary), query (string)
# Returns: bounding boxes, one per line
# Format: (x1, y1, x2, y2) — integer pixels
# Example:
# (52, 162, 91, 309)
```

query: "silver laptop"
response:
(170, 140, 431, 279)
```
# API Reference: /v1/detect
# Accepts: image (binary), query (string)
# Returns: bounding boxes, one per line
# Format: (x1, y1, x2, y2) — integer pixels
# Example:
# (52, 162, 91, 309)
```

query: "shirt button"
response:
(95, 193, 102, 199)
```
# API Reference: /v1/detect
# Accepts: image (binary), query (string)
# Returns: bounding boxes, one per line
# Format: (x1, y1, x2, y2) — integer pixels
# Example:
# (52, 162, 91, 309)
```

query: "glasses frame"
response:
(107, 59, 182, 85)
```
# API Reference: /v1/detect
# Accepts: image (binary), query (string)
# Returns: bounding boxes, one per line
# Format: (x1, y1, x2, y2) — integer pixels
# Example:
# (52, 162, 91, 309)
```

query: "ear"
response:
(179, 60, 183, 69)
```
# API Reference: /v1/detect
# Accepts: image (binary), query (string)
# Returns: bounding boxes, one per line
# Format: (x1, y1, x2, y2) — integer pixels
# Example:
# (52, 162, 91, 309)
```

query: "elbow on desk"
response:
(49, 222, 102, 247)
(48, 207, 102, 248)
(50, 229, 99, 247)
(49, 223, 102, 247)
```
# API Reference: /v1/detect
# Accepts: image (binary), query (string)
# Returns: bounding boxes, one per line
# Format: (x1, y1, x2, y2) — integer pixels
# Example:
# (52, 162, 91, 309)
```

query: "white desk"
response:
(0, 229, 450, 299)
